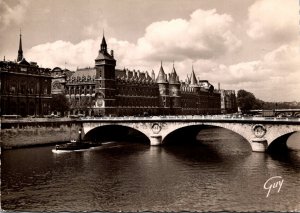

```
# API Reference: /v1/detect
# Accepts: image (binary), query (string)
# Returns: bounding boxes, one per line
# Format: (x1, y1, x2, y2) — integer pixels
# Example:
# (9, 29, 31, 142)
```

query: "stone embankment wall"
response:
(1, 118, 81, 149)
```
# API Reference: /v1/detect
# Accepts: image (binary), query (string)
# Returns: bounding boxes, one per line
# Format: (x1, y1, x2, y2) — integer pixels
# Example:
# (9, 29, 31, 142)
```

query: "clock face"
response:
(97, 98, 103, 107)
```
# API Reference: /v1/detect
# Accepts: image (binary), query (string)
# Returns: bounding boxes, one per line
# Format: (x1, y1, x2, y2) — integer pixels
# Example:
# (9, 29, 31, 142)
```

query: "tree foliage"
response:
(237, 90, 259, 113)
(50, 94, 70, 116)
(237, 89, 300, 113)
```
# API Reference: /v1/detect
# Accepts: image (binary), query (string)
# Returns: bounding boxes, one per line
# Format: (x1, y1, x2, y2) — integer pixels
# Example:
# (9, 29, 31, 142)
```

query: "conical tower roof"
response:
(190, 65, 199, 87)
(156, 61, 168, 83)
(169, 62, 180, 84)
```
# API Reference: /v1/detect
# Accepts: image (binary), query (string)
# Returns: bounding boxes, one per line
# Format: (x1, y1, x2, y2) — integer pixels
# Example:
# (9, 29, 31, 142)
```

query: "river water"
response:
(2, 127, 300, 212)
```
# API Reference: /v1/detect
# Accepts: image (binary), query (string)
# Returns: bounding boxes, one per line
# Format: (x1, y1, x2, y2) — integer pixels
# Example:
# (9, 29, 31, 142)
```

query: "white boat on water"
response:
(52, 140, 102, 153)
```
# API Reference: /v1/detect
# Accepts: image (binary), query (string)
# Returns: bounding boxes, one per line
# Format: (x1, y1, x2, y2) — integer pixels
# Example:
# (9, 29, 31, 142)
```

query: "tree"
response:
(237, 90, 257, 113)
(50, 94, 70, 116)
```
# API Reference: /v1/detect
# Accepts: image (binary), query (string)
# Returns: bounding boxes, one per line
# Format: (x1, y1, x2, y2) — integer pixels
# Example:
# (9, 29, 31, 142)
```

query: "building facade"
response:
(220, 89, 238, 113)
(52, 35, 236, 116)
(0, 34, 52, 117)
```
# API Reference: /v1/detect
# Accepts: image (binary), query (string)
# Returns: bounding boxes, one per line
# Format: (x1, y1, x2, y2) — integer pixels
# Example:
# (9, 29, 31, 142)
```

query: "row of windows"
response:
(68, 76, 95, 82)
(3, 85, 49, 95)
(117, 97, 159, 107)
(116, 86, 158, 97)
(66, 85, 96, 95)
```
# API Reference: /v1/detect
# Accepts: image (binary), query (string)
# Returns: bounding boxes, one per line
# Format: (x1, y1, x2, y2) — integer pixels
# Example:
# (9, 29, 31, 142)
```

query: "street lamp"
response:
(78, 129, 82, 142)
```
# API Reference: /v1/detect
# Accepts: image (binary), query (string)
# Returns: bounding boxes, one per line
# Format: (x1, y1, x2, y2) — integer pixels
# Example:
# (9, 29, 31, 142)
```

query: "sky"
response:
(0, 0, 299, 102)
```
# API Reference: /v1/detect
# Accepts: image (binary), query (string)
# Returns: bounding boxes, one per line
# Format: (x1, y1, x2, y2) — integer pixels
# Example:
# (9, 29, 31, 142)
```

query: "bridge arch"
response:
(268, 130, 300, 149)
(162, 124, 252, 149)
(83, 123, 151, 144)
(158, 122, 253, 146)
(267, 131, 297, 152)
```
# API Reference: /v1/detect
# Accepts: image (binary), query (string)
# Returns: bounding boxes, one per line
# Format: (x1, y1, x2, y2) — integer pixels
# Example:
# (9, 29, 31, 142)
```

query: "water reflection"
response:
(2, 127, 300, 212)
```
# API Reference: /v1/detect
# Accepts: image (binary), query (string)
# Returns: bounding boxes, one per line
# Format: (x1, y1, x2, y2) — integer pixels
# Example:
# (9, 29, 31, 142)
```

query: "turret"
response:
(190, 66, 198, 86)
(156, 61, 170, 111)
(190, 65, 200, 92)
(168, 62, 181, 114)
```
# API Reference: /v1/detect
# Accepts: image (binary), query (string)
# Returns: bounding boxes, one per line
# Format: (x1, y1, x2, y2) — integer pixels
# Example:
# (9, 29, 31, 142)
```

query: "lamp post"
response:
(78, 129, 82, 142)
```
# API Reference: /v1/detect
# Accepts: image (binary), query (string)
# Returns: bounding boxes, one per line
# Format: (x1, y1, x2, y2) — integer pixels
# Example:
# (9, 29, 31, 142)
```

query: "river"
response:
(1, 127, 300, 212)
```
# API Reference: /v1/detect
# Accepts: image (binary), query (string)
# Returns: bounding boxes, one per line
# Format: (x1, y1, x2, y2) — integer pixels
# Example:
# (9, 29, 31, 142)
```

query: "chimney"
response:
(218, 82, 220, 91)
(110, 50, 114, 58)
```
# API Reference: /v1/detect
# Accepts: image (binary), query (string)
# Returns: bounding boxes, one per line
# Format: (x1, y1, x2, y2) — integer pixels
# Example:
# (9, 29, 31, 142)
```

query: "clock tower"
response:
(94, 34, 116, 116)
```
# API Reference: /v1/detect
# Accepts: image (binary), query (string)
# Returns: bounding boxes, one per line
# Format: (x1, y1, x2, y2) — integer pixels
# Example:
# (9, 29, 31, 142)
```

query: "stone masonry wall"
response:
(1, 118, 81, 149)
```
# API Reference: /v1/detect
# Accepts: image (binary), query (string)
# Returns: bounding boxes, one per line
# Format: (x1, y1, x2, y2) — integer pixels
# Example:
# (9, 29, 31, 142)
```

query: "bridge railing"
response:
(80, 115, 300, 122)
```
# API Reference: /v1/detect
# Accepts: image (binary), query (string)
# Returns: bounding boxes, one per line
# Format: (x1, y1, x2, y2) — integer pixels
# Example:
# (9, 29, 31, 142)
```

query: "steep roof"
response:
(191, 66, 197, 84)
(169, 64, 180, 84)
(72, 67, 96, 77)
(95, 35, 115, 61)
(116, 68, 154, 84)
(18, 58, 30, 66)
(156, 62, 168, 83)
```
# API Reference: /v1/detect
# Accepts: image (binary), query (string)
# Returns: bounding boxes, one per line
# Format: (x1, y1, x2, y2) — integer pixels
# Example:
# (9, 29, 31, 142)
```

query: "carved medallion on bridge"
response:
(252, 124, 266, 138)
(152, 123, 162, 134)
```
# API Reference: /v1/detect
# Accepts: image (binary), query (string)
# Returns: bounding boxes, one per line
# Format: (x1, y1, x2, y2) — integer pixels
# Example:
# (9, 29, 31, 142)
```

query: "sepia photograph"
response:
(1, 0, 300, 212)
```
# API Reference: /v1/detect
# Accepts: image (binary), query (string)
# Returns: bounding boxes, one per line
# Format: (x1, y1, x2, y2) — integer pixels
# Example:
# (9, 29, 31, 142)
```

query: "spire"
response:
(190, 65, 199, 86)
(156, 61, 168, 83)
(171, 61, 177, 75)
(169, 61, 179, 84)
(17, 29, 23, 62)
(100, 30, 107, 53)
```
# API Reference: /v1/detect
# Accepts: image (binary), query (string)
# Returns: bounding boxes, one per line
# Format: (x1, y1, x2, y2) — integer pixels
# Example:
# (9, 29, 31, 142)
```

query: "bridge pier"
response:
(149, 135, 162, 146)
(250, 139, 268, 152)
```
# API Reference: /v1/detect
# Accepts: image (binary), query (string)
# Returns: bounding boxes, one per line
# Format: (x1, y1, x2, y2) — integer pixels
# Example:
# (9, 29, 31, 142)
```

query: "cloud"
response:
(247, 0, 298, 42)
(81, 19, 110, 38)
(134, 9, 241, 61)
(207, 42, 300, 101)
(25, 5, 299, 101)
(0, 0, 30, 31)
(27, 39, 99, 69)
(26, 8, 241, 71)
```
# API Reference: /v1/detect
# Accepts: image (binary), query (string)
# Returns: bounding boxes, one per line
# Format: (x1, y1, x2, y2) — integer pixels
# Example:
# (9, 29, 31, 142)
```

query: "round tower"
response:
(156, 62, 170, 114)
(168, 63, 181, 114)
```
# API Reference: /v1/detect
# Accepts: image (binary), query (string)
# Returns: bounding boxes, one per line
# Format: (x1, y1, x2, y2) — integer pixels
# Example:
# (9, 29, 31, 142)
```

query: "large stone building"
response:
(0, 33, 52, 116)
(52, 35, 237, 116)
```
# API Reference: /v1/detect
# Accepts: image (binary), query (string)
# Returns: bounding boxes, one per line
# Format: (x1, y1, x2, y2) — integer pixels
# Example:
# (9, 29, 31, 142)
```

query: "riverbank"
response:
(1, 118, 81, 149)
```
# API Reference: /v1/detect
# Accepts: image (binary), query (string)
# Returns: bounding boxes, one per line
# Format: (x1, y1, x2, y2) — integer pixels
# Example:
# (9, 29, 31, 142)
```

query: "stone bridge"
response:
(80, 115, 300, 152)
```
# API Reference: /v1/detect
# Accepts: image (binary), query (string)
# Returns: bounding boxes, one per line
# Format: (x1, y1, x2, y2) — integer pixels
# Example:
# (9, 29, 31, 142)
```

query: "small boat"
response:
(52, 140, 101, 153)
